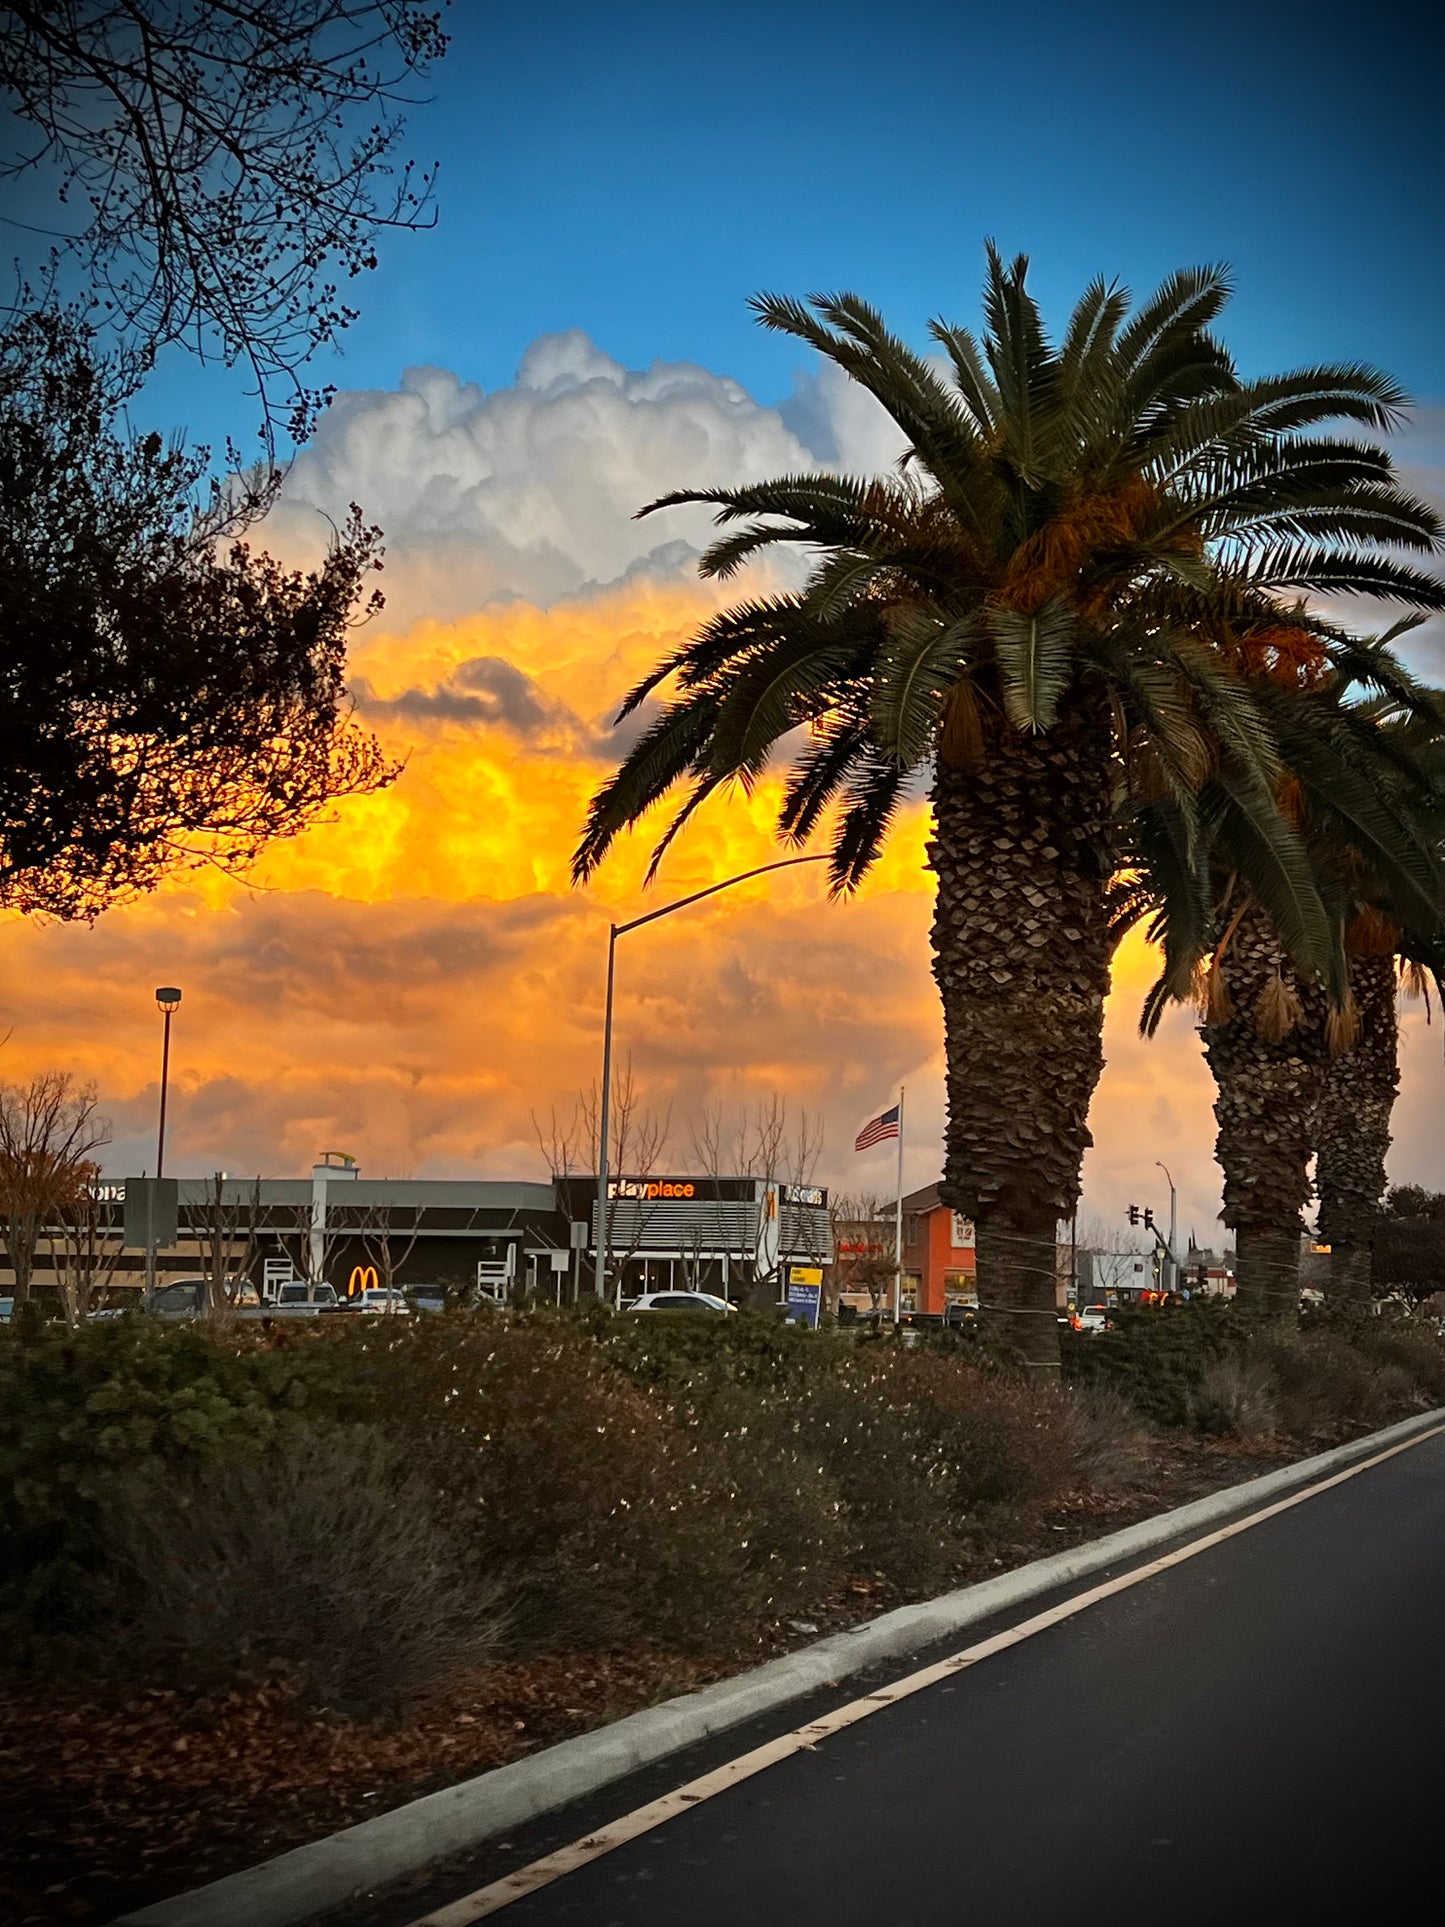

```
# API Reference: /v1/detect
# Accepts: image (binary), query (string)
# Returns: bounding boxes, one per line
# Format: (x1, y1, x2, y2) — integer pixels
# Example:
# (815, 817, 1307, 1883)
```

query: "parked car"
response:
(350, 1286, 411, 1315)
(623, 1291, 733, 1315)
(403, 1284, 450, 1312)
(1070, 1304, 1111, 1334)
(0, 1296, 12, 1323)
(274, 1280, 339, 1311)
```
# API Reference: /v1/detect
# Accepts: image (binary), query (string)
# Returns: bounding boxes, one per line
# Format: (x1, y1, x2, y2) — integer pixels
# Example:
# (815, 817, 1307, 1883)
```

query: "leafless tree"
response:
(270, 1197, 344, 1297)
(688, 1092, 824, 1308)
(47, 1165, 120, 1326)
(195, 1173, 263, 1316)
(829, 1190, 894, 1315)
(530, 1101, 584, 1182)
(0, 1, 449, 450)
(0, 1070, 110, 1302)
(358, 1198, 424, 1295)
(578, 1057, 671, 1299)
(1074, 1215, 1147, 1257)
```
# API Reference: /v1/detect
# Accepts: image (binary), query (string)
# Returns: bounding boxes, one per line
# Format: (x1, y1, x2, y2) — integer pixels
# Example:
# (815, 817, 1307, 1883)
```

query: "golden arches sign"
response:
(347, 1264, 379, 1299)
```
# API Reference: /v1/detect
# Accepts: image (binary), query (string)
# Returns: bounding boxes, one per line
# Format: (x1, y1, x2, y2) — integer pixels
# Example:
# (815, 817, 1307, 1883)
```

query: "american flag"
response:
(854, 1103, 901, 1152)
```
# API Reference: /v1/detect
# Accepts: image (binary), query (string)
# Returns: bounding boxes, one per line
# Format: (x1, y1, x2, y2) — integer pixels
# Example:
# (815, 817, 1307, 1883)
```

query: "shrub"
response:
(0, 1318, 297, 1648)
(1051, 1385, 1150, 1487)
(1345, 1325, 1445, 1404)
(1257, 1332, 1409, 1443)
(1063, 1302, 1243, 1428)
(1191, 1358, 1281, 1438)
(291, 1317, 774, 1651)
(99, 1420, 506, 1718)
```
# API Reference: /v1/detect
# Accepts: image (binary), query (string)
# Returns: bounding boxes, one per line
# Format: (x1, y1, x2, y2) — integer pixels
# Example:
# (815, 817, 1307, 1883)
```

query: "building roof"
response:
(902, 1183, 945, 1214)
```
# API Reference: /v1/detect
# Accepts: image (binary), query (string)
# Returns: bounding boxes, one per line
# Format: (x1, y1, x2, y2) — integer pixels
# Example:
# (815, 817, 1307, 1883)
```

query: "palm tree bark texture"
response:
(1314, 952, 1399, 1302)
(930, 697, 1114, 1371)
(1202, 904, 1332, 1317)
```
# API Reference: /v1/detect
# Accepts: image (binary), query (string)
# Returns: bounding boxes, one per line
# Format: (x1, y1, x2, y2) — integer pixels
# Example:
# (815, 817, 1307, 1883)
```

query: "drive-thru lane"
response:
(371, 1426, 1445, 1927)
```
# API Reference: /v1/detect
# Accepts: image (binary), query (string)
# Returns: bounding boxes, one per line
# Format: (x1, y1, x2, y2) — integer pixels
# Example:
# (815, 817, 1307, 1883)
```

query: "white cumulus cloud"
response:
(272, 330, 902, 626)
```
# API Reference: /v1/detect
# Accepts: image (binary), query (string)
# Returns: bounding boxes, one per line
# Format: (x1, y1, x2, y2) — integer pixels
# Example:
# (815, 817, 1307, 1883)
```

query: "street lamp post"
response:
(147, 986, 182, 1304)
(592, 855, 831, 1300)
(1155, 1160, 1178, 1294)
(155, 987, 182, 1177)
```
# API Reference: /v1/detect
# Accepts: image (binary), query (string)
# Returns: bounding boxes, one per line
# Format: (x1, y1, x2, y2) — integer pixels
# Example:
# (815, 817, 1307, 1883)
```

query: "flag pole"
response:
(892, 1084, 905, 1326)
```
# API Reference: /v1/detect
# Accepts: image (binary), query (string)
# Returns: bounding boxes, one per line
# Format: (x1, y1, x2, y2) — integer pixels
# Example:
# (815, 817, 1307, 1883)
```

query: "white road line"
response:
(404, 1423, 1445, 1925)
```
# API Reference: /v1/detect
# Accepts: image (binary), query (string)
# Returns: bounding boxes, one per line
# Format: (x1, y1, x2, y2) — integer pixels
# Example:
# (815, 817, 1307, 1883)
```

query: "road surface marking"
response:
(405, 1422, 1445, 1924)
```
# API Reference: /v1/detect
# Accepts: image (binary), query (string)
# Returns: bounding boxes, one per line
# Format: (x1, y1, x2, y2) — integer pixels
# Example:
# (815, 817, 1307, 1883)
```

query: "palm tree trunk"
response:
(1201, 903, 1331, 1320)
(930, 697, 1115, 1375)
(1315, 952, 1398, 1305)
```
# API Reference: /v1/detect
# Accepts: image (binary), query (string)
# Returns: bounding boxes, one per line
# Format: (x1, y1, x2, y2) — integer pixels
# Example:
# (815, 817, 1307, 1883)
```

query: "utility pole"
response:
(1155, 1161, 1178, 1294)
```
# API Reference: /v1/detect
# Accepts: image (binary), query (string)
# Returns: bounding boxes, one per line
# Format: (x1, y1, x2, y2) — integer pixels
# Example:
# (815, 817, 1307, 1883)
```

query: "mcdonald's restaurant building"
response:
(8, 1162, 832, 1307)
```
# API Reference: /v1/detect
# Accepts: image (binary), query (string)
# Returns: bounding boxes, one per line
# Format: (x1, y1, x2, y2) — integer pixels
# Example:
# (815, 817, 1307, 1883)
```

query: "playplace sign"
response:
(607, 1178, 697, 1201)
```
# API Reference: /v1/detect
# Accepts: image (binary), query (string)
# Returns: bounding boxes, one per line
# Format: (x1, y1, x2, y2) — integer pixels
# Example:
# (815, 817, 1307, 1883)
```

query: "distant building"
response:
(830, 1206, 896, 1315)
(1184, 1242, 1235, 1296)
(1075, 1250, 1153, 1304)
(900, 1184, 977, 1316)
(4, 1164, 832, 1308)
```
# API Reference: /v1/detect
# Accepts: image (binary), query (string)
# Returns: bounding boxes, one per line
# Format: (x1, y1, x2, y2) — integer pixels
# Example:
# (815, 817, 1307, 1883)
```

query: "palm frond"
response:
(870, 608, 982, 764)
(989, 597, 1076, 730)
(827, 751, 909, 892)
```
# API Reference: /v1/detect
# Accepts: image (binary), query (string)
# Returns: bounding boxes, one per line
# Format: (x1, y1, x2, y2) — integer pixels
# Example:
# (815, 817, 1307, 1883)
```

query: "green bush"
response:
(0, 1318, 302, 1648)
(1063, 1301, 1245, 1427)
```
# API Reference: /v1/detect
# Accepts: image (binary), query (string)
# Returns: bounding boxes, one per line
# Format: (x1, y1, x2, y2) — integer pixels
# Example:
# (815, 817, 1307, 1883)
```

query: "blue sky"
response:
(144, 0, 1444, 450)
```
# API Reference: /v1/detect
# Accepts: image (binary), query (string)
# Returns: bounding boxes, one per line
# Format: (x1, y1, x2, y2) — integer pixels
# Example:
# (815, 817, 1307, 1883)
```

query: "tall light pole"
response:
(593, 854, 831, 1299)
(1155, 1159, 1178, 1294)
(155, 987, 182, 1177)
(145, 986, 182, 1304)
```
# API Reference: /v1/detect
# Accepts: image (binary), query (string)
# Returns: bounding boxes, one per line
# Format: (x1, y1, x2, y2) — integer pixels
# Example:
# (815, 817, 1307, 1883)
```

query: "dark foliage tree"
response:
(1373, 1185, 1445, 1299)
(0, 0, 448, 447)
(0, 309, 396, 917)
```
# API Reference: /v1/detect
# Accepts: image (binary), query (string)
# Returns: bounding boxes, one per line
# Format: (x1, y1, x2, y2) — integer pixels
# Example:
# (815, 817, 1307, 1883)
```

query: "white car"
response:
(623, 1291, 734, 1315)
(1070, 1304, 1111, 1334)
(351, 1286, 411, 1315)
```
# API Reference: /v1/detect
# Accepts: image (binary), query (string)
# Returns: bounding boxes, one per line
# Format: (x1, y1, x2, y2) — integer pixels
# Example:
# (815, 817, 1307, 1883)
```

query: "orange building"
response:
(901, 1184, 977, 1316)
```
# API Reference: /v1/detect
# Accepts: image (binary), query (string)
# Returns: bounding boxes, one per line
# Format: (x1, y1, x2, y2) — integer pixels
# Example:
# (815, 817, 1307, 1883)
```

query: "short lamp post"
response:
(593, 855, 830, 1300)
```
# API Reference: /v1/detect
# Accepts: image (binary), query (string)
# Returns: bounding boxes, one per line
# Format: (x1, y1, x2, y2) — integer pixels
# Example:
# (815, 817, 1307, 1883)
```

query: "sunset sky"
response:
(5, 0, 1442, 1242)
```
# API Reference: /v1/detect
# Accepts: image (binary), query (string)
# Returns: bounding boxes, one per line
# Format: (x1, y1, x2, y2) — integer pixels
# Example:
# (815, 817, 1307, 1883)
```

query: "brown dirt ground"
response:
(0, 1433, 1298, 1926)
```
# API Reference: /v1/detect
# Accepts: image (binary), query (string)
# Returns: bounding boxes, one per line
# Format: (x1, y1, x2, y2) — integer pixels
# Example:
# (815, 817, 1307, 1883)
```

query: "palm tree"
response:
(574, 252, 1445, 1370)
(1313, 946, 1402, 1303)
(1126, 654, 1445, 1317)
(1314, 699, 1445, 1303)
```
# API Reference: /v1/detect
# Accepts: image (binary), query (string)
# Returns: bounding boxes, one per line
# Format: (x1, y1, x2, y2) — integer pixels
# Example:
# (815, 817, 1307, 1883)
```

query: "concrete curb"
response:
(115, 1405, 1445, 1927)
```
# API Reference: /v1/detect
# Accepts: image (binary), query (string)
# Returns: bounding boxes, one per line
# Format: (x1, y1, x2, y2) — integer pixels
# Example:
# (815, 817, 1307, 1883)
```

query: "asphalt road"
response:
(357, 1431, 1445, 1927)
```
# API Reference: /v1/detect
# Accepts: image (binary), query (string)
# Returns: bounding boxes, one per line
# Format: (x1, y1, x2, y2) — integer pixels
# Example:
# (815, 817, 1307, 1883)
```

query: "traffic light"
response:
(1127, 1204, 1140, 1226)
(1144, 1207, 1155, 1231)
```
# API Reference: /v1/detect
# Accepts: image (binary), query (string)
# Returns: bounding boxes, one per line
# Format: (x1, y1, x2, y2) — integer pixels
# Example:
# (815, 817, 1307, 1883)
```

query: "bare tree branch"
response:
(0, 1, 449, 449)
(0, 1070, 111, 1302)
